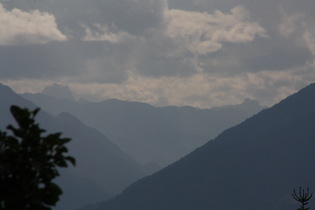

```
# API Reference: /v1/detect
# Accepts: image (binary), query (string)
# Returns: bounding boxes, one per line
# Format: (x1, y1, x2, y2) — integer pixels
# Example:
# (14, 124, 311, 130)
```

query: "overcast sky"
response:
(1, 0, 315, 108)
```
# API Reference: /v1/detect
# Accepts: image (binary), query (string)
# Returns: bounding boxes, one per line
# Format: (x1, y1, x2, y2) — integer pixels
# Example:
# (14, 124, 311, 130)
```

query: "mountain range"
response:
(0, 83, 144, 210)
(1, 83, 265, 209)
(22, 86, 265, 169)
(88, 83, 315, 210)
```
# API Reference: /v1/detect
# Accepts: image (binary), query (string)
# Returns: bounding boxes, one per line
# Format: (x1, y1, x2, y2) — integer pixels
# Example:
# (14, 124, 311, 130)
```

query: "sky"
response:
(0, 0, 315, 108)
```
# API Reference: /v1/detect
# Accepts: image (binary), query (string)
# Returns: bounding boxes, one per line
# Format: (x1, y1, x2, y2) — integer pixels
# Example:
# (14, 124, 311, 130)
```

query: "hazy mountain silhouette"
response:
(42, 83, 75, 100)
(51, 112, 144, 195)
(90, 83, 315, 210)
(0, 83, 145, 210)
(22, 90, 265, 169)
(0, 83, 36, 129)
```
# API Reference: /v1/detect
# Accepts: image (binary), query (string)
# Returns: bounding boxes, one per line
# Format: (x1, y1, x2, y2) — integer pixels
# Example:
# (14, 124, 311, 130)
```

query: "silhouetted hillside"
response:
(93, 83, 315, 210)
(0, 83, 145, 210)
(22, 90, 265, 168)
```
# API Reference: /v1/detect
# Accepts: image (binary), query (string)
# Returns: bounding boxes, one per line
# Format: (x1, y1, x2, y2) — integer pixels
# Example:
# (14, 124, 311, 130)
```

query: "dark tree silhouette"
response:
(0, 105, 75, 210)
(292, 187, 313, 210)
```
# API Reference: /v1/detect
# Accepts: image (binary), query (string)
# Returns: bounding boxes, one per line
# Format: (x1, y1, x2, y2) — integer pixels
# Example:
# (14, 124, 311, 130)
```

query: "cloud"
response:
(81, 23, 137, 44)
(2, 68, 308, 108)
(70, 69, 315, 108)
(303, 31, 315, 56)
(0, 40, 137, 83)
(279, 12, 304, 38)
(92, 0, 167, 35)
(0, 3, 67, 45)
(1, 0, 315, 109)
(135, 5, 268, 77)
(239, 8, 314, 72)
(303, 31, 315, 69)
(163, 5, 267, 57)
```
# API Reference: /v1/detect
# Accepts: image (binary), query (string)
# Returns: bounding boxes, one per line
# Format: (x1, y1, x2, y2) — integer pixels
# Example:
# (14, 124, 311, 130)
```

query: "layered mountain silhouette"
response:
(0, 83, 144, 210)
(22, 89, 265, 169)
(90, 83, 315, 210)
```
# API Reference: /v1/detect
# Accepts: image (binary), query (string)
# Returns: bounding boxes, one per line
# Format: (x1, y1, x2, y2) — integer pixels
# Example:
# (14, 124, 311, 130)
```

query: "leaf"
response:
(0, 105, 76, 209)
(65, 156, 76, 166)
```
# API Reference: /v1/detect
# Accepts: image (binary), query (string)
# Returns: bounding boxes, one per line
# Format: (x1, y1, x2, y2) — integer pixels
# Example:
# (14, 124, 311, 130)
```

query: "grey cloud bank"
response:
(0, 0, 314, 108)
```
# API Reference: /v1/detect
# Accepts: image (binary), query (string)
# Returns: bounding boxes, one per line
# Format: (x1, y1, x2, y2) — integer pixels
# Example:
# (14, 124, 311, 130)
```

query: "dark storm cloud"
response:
(136, 55, 195, 77)
(0, 42, 82, 79)
(0, 41, 132, 83)
(93, 0, 166, 35)
(242, 42, 313, 72)
(133, 33, 197, 77)
(198, 34, 313, 75)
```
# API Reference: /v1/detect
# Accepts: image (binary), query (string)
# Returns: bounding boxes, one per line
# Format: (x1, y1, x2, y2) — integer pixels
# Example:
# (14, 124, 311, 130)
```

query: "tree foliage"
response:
(292, 187, 313, 210)
(0, 105, 75, 210)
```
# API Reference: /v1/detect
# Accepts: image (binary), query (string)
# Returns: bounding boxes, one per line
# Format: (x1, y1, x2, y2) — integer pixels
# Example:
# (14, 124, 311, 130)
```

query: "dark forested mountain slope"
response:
(0, 83, 145, 210)
(95, 83, 315, 210)
(22, 89, 265, 168)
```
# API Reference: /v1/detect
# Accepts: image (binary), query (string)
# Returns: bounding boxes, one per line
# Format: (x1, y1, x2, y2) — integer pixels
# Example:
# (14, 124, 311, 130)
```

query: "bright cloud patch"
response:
(82, 23, 136, 43)
(164, 5, 268, 56)
(1, 65, 311, 109)
(0, 3, 67, 45)
(64, 70, 305, 108)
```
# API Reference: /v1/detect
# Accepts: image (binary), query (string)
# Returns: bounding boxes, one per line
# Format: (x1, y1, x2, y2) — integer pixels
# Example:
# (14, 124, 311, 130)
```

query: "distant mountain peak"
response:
(241, 98, 259, 106)
(42, 84, 74, 100)
(239, 98, 266, 112)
